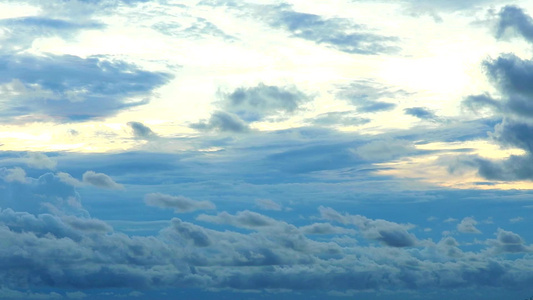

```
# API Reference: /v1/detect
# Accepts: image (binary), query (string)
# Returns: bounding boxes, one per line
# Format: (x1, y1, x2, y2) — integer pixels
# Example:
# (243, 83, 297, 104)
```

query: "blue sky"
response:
(1, 0, 533, 299)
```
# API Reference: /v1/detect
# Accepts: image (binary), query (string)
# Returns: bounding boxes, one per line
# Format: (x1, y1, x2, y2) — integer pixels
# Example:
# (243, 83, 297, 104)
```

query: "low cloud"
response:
(144, 193, 215, 213)
(82, 171, 124, 190)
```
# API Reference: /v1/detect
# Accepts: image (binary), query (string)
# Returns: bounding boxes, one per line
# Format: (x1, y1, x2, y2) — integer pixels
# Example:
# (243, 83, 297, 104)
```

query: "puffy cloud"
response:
(82, 171, 124, 190)
(190, 110, 250, 133)
(299, 223, 356, 235)
(309, 111, 370, 127)
(221, 83, 311, 122)
(23, 153, 57, 170)
(489, 228, 531, 254)
(127, 122, 157, 139)
(495, 5, 533, 43)
(457, 217, 481, 234)
(144, 193, 215, 213)
(319, 206, 417, 247)
(0, 167, 27, 183)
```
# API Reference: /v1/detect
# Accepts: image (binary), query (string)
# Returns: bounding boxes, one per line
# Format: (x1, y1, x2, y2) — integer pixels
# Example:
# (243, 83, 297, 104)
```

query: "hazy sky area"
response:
(2, 0, 533, 299)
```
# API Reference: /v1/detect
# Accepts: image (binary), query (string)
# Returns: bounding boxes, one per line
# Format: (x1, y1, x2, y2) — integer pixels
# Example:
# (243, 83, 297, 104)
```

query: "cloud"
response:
(127, 121, 157, 139)
(336, 80, 407, 113)
(0, 167, 27, 183)
(457, 217, 481, 234)
(489, 228, 531, 254)
(82, 171, 124, 190)
(197, 210, 280, 229)
(271, 5, 398, 55)
(144, 193, 215, 213)
(309, 111, 370, 127)
(191, 110, 250, 133)
(354, 139, 415, 161)
(299, 223, 356, 235)
(319, 206, 417, 247)
(404, 107, 439, 121)
(255, 199, 283, 211)
(221, 83, 311, 122)
(495, 6, 533, 43)
(0, 54, 171, 123)
(192, 83, 311, 133)
(23, 153, 57, 170)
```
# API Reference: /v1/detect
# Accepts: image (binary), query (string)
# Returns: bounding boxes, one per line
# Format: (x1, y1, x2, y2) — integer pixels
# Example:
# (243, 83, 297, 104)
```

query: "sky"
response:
(2, 0, 533, 299)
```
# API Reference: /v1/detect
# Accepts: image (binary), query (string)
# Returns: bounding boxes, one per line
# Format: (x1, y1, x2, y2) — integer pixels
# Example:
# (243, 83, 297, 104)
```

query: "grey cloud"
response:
(405, 107, 438, 121)
(457, 217, 481, 234)
(3, 203, 533, 294)
(0, 54, 171, 123)
(319, 206, 417, 247)
(82, 171, 124, 190)
(0, 171, 87, 216)
(197, 210, 280, 229)
(167, 218, 212, 247)
(190, 111, 250, 133)
(299, 223, 356, 235)
(144, 193, 215, 213)
(272, 5, 399, 55)
(222, 83, 310, 122)
(23, 153, 57, 170)
(128, 121, 157, 139)
(490, 228, 531, 254)
(495, 6, 533, 43)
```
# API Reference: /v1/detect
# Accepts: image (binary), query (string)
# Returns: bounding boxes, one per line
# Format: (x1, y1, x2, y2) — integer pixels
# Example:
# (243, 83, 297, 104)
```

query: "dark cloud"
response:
(0, 54, 171, 123)
(489, 228, 531, 254)
(319, 206, 417, 247)
(495, 5, 533, 43)
(222, 83, 310, 122)
(144, 193, 215, 213)
(128, 122, 158, 139)
(461, 7, 533, 181)
(405, 107, 438, 121)
(82, 171, 124, 190)
(190, 110, 250, 133)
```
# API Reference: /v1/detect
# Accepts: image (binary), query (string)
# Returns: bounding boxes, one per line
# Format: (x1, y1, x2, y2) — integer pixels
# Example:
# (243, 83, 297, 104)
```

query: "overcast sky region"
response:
(2, 0, 533, 299)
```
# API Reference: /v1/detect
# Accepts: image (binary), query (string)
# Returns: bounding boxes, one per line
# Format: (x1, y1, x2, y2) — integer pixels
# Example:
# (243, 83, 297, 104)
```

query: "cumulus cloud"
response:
(221, 83, 311, 122)
(461, 7, 533, 181)
(144, 193, 215, 213)
(457, 217, 481, 234)
(190, 110, 250, 133)
(489, 228, 531, 254)
(495, 5, 533, 42)
(82, 171, 124, 190)
(0, 167, 27, 183)
(127, 121, 158, 139)
(319, 206, 417, 247)
(22, 152, 57, 170)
